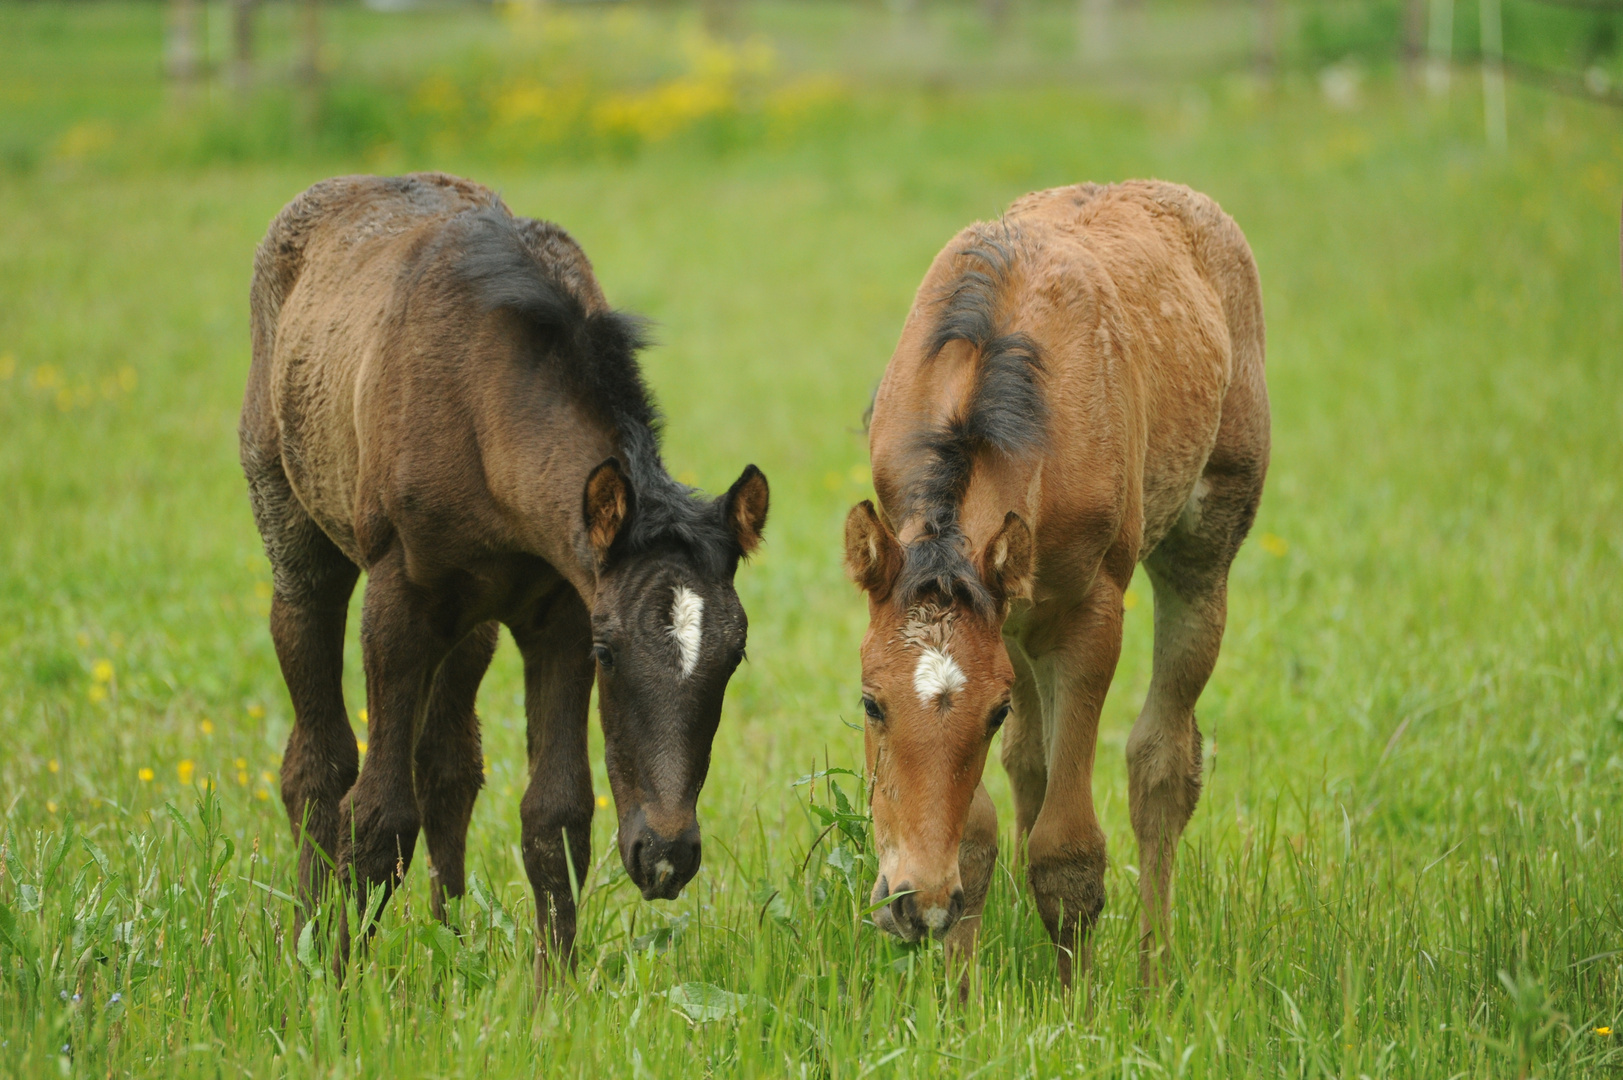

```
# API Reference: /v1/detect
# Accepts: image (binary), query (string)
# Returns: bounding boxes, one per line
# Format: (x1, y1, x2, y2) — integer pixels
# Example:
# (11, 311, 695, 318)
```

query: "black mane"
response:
(895, 223, 1047, 616)
(451, 206, 741, 576)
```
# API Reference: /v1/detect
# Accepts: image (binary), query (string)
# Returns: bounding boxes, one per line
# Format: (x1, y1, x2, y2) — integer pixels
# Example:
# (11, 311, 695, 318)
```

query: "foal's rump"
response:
(1006, 181, 1265, 557)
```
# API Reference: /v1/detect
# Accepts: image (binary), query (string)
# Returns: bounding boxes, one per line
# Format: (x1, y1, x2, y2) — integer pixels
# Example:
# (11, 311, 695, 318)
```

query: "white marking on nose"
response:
(913, 645, 966, 706)
(654, 859, 675, 882)
(922, 906, 950, 931)
(668, 586, 704, 677)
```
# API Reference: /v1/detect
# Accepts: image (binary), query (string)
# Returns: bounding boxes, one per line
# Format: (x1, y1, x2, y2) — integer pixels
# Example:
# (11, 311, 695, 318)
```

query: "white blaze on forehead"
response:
(913, 645, 966, 706)
(668, 586, 705, 678)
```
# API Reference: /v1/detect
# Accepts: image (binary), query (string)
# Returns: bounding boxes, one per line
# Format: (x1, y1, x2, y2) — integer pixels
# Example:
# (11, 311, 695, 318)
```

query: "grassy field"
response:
(3, 2, 1623, 1076)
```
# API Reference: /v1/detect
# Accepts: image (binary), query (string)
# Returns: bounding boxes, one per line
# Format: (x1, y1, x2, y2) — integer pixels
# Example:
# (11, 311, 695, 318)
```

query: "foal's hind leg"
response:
(1129, 465, 1265, 984)
(244, 444, 360, 926)
(335, 552, 457, 962)
(414, 621, 499, 922)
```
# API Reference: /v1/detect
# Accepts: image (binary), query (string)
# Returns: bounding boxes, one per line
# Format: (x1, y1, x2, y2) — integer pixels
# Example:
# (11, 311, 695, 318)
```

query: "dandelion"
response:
(247, 704, 265, 720)
(255, 788, 270, 801)
(1259, 532, 1289, 557)
(200, 719, 214, 735)
(1599, 1027, 1614, 1036)
(237, 770, 249, 786)
(596, 795, 610, 809)
(177, 759, 195, 786)
(357, 740, 368, 756)
(137, 767, 154, 783)
(357, 708, 368, 725)
(235, 757, 247, 770)
(47, 758, 59, 773)
(88, 684, 107, 704)
(46, 800, 58, 814)
(1123, 589, 1140, 611)
(260, 770, 275, 785)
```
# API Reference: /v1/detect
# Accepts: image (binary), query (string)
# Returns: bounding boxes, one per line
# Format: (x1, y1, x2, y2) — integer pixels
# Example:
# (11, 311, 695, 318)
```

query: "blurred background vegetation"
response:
(3, 0, 1619, 175)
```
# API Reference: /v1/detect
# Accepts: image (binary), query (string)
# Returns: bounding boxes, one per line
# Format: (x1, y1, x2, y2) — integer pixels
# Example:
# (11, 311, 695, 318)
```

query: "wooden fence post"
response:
(166, 0, 201, 85)
(1255, 0, 1277, 80)
(1080, 0, 1112, 65)
(231, 0, 257, 93)
(1426, 0, 1453, 94)
(1479, 0, 1506, 149)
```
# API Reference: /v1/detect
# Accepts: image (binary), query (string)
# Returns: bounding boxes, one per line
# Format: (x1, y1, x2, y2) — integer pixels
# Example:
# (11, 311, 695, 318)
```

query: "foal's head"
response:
(582, 457, 769, 901)
(844, 500, 1032, 941)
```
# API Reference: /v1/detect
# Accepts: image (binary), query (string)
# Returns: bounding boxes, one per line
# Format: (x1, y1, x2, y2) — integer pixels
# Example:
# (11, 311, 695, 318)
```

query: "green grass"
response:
(3, 2, 1623, 1077)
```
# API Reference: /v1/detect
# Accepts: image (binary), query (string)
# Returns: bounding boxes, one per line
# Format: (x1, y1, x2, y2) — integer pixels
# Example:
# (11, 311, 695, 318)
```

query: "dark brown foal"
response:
(241, 172, 768, 983)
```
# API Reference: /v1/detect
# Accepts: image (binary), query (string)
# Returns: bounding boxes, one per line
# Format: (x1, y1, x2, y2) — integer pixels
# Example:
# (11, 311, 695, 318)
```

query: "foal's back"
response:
(244, 172, 609, 568)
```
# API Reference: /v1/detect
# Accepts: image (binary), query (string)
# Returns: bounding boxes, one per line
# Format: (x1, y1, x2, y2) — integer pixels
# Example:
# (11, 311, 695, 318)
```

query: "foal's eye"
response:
(862, 695, 884, 722)
(988, 704, 1011, 732)
(592, 643, 614, 668)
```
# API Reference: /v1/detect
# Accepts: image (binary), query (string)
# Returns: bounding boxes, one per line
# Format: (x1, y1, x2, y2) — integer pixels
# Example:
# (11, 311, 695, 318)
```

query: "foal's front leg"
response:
(334, 556, 452, 965)
(511, 592, 596, 989)
(1025, 573, 1126, 989)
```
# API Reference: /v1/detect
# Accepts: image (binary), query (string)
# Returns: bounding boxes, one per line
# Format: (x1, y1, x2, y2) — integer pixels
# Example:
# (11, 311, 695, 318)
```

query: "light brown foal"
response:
(845, 181, 1269, 986)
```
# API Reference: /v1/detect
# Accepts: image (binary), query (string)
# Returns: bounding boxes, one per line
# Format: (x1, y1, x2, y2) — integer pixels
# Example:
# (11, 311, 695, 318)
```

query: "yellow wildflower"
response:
(1598, 1027, 1614, 1036)
(237, 770, 249, 786)
(1123, 589, 1140, 611)
(253, 582, 272, 600)
(47, 758, 59, 773)
(235, 757, 248, 770)
(46, 800, 58, 814)
(200, 719, 214, 735)
(596, 795, 610, 809)
(88, 684, 107, 704)
(1259, 532, 1288, 557)
(247, 704, 265, 720)
(357, 740, 368, 756)
(357, 708, 368, 725)
(260, 770, 275, 785)
(255, 788, 270, 801)
(138, 767, 154, 783)
(177, 759, 195, 785)
(92, 659, 113, 683)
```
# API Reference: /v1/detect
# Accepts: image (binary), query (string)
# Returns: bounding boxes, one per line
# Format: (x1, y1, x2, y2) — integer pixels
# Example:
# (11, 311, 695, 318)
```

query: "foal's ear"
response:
(583, 458, 635, 564)
(844, 501, 902, 600)
(979, 511, 1034, 604)
(721, 465, 770, 558)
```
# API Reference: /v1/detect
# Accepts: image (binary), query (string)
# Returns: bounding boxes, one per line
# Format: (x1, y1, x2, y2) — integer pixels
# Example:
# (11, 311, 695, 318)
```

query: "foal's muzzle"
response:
(623, 809, 702, 901)
(870, 875, 965, 942)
